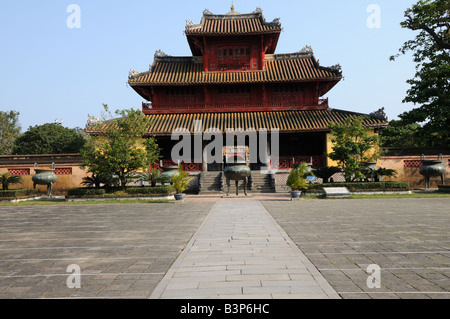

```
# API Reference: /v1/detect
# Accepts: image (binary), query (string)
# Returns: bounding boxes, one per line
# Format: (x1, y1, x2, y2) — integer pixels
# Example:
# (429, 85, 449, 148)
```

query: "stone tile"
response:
(0, 202, 213, 299)
(264, 198, 450, 300)
(151, 201, 338, 299)
(261, 280, 318, 287)
(198, 281, 261, 289)
(161, 287, 242, 298)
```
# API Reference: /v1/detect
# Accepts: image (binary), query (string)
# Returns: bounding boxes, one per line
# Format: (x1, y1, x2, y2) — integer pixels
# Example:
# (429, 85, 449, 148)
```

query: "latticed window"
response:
(164, 87, 195, 103)
(217, 46, 250, 70)
(7, 168, 30, 176)
(54, 168, 72, 175)
(218, 86, 250, 100)
(403, 160, 422, 168)
(273, 84, 302, 101)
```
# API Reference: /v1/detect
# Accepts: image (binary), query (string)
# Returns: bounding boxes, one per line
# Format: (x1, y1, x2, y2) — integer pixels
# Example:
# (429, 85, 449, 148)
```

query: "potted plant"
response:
(171, 165, 191, 200)
(286, 163, 311, 199)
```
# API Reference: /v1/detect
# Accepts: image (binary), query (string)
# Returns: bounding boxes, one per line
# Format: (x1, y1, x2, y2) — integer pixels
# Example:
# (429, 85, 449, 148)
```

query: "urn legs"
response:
(226, 177, 248, 196)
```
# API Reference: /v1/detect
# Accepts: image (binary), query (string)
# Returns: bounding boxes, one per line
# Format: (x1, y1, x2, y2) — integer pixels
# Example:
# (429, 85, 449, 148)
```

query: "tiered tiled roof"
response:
(86, 109, 387, 136)
(128, 53, 342, 86)
(185, 8, 282, 36)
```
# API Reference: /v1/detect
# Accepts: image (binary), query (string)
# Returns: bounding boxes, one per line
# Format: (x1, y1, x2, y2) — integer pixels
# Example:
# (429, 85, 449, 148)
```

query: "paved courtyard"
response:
(0, 202, 213, 298)
(264, 198, 450, 299)
(0, 197, 449, 299)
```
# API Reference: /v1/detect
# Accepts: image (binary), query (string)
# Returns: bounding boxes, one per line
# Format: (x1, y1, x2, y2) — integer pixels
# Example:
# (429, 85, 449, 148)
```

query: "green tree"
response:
(379, 119, 422, 148)
(328, 117, 381, 182)
(80, 105, 160, 189)
(390, 0, 450, 148)
(12, 123, 86, 155)
(0, 110, 21, 155)
(0, 172, 23, 190)
(312, 166, 342, 183)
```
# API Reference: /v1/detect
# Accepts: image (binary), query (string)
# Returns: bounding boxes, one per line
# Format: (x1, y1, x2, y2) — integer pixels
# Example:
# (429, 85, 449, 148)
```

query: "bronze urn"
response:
(32, 163, 57, 197)
(223, 146, 251, 196)
(419, 154, 445, 189)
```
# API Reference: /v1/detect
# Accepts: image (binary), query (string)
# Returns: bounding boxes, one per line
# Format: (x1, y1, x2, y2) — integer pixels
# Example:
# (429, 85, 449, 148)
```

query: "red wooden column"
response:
(260, 35, 265, 70)
(203, 37, 209, 72)
(203, 85, 210, 108)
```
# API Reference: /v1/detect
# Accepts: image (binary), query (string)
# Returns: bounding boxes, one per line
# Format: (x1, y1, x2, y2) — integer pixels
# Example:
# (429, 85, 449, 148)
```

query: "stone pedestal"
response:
(322, 187, 351, 198)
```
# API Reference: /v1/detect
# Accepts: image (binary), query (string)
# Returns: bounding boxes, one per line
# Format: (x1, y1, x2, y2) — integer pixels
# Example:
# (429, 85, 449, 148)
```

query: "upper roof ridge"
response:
(185, 7, 281, 32)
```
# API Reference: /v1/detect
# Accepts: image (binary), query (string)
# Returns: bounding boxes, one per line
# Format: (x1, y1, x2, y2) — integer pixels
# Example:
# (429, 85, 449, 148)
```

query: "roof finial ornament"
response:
(227, 2, 239, 15)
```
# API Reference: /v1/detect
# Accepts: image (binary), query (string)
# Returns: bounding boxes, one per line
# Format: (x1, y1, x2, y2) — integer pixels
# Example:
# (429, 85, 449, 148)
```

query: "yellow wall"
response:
(0, 166, 87, 195)
(0, 154, 87, 195)
(379, 155, 450, 188)
(325, 130, 380, 167)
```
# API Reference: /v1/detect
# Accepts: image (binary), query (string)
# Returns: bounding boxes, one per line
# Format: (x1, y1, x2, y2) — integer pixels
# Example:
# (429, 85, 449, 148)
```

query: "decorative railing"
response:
(143, 99, 328, 113)
(149, 155, 325, 172)
(150, 160, 203, 172)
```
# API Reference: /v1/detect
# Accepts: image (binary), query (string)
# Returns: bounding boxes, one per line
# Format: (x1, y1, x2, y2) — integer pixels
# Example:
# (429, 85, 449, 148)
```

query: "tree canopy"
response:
(328, 117, 381, 182)
(390, 0, 450, 148)
(80, 105, 160, 189)
(12, 123, 86, 155)
(0, 110, 21, 155)
(379, 119, 422, 148)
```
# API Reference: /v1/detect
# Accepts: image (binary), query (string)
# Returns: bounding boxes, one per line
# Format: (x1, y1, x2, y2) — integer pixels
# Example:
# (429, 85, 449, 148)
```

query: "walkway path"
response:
(150, 200, 340, 299)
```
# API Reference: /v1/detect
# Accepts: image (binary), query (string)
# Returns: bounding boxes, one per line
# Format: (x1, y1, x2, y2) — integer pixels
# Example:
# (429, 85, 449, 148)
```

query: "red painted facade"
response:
(129, 9, 342, 115)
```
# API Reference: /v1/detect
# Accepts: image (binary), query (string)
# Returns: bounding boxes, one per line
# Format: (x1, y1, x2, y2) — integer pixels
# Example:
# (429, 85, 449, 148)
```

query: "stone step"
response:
(199, 173, 223, 194)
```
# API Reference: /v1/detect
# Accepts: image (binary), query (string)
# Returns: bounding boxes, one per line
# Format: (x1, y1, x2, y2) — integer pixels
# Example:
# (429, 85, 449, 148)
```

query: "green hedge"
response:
(67, 186, 176, 197)
(306, 181, 411, 192)
(0, 189, 40, 198)
(125, 186, 176, 195)
(67, 188, 106, 196)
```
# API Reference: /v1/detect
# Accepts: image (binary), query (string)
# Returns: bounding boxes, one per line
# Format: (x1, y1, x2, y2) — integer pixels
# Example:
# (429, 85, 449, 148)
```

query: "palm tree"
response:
(81, 174, 104, 188)
(312, 166, 342, 183)
(0, 172, 23, 190)
(137, 168, 160, 187)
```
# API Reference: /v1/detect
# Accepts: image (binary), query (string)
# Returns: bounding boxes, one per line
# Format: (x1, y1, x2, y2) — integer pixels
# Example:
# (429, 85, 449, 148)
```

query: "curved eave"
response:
(129, 77, 342, 87)
(86, 110, 387, 136)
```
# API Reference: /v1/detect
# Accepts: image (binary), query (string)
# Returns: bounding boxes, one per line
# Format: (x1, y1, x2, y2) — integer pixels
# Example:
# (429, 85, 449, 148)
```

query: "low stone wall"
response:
(0, 154, 201, 195)
(379, 154, 450, 188)
(272, 154, 450, 190)
(1, 153, 448, 193)
(0, 154, 86, 195)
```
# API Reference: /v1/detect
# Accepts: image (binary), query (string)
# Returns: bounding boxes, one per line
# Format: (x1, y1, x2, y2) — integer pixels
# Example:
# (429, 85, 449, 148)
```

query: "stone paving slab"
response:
(263, 198, 450, 299)
(0, 203, 213, 298)
(1, 195, 449, 300)
(150, 201, 340, 299)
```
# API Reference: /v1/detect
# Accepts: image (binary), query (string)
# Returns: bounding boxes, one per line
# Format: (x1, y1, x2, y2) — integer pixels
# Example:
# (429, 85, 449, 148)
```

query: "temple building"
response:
(127, 7, 387, 192)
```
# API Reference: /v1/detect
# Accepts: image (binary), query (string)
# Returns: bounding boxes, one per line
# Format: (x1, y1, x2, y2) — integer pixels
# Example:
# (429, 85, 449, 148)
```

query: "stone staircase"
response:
(250, 172, 275, 193)
(199, 171, 275, 194)
(199, 172, 223, 194)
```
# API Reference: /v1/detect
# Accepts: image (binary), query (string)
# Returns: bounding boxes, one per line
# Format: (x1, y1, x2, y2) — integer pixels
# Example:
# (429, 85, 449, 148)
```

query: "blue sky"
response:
(0, 0, 417, 131)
